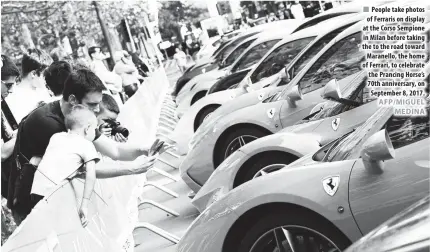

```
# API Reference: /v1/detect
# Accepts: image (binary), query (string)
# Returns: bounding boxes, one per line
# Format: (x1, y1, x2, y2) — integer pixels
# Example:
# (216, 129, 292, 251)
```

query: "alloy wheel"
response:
(249, 225, 340, 252)
(224, 135, 258, 159)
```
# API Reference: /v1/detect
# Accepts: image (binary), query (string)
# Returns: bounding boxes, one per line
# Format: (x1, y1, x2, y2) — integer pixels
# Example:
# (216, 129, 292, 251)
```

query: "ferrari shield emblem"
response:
(322, 176, 340, 196)
(332, 118, 340, 131)
(267, 108, 275, 119)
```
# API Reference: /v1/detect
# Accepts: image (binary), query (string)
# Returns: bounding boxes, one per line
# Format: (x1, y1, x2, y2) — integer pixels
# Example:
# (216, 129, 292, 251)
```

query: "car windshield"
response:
(296, 71, 369, 124)
(222, 39, 256, 68)
(232, 39, 281, 73)
(250, 36, 315, 83)
(298, 32, 364, 95)
(290, 22, 358, 79)
(324, 100, 430, 162)
(272, 31, 364, 103)
(215, 33, 257, 63)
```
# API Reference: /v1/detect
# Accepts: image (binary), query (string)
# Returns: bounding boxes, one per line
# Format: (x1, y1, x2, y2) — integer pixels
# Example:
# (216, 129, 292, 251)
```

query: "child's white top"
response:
(31, 132, 100, 197)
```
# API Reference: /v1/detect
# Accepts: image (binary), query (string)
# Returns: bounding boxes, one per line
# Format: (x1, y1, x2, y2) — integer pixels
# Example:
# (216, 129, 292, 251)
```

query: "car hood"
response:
(345, 196, 430, 252)
(192, 150, 248, 212)
(192, 132, 321, 212)
(172, 88, 247, 155)
(176, 68, 228, 103)
(180, 159, 357, 250)
(199, 86, 282, 129)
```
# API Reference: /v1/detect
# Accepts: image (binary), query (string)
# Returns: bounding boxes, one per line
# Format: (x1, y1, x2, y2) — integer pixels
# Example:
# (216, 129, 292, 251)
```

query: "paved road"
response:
(163, 58, 195, 89)
(133, 59, 197, 252)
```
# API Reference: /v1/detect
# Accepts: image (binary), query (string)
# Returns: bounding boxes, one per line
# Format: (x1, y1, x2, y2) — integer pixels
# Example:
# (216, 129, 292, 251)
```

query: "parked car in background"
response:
(173, 19, 302, 96)
(195, 36, 222, 61)
(180, 21, 366, 192)
(175, 29, 292, 116)
(177, 104, 430, 252)
(196, 31, 242, 61)
(191, 70, 378, 212)
(170, 13, 363, 155)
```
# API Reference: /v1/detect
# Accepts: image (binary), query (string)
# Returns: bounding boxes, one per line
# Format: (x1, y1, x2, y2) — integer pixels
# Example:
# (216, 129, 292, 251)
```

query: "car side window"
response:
(385, 113, 429, 149)
(298, 32, 364, 95)
(250, 37, 315, 83)
(233, 39, 280, 72)
(223, 39, 256, 68)
(217, 36, 249, 61)
(291, 23, 358, 79)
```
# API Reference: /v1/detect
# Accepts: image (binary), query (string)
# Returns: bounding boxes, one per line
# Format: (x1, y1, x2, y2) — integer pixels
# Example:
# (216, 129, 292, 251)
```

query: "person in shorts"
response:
(31, 105, 99, 227)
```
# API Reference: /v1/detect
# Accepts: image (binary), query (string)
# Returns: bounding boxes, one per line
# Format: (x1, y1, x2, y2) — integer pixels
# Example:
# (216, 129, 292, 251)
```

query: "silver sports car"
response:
(177, 104, 430, 252)
(191, 70, 380, 212)
(180, 21, 366, 192)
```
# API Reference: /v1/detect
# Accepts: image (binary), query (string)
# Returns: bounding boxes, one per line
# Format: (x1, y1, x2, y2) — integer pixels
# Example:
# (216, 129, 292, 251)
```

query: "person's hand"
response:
(99, 123, 112, 137)
(78, 205, 89, 227)
(131, 154, 158, 174)
(113, 133, 128, 143)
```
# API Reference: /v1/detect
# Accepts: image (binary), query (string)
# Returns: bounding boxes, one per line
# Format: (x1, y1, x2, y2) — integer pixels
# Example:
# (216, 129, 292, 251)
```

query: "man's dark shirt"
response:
(19, 100, 66, 160)
(9, 100, 101, 215)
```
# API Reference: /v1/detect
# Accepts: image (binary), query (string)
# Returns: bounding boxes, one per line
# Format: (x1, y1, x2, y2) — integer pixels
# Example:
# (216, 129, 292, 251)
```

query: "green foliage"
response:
(158, 1, 209, 42)
(1, 1, 151, 57)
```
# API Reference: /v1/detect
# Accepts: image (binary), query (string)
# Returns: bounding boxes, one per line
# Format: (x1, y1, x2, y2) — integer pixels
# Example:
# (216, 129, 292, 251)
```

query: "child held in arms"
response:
(31, 105, 100, 227)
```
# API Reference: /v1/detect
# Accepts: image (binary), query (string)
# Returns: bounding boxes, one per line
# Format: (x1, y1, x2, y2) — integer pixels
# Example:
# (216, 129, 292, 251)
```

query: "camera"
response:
(103, 119, 129, 138)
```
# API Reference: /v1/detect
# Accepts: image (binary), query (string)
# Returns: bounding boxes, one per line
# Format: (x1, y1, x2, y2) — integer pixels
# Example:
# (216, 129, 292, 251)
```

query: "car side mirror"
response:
(321, 79, 342, 101)
(286, 85, 302, 108)
(360, 129, 395, 174)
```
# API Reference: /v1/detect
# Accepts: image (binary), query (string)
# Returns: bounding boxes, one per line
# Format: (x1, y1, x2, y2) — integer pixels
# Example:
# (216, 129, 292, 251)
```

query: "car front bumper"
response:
(179, 134, 217, 193)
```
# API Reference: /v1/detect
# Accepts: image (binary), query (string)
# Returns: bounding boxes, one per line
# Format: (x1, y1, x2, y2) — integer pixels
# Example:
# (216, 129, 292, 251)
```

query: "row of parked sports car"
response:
(163, 1, 430, 251)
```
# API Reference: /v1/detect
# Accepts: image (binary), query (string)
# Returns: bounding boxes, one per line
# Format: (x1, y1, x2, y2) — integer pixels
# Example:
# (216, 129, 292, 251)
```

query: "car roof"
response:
(242, 13, 361, 82)
(227, 29, 294, 70)
(216, 20, 302, 58)
(244, 19, 303, 35)
(250, 25, 298, 44)
(277, 12, 360, 46)
(292, 0, 392, 33)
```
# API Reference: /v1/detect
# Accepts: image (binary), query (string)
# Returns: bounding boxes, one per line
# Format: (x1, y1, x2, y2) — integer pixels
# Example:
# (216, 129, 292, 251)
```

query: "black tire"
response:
(190, 91, 207, 105)
(236, 211, 351, 252)
(174, 78, 190, 96)
(194, 105, 221, 131)
(215, 127, 268, 167)
(235, 153, 297, 187)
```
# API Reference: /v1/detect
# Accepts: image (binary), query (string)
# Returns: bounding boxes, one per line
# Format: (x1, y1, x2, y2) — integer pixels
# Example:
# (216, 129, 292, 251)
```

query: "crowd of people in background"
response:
(1, 46, 163, 244)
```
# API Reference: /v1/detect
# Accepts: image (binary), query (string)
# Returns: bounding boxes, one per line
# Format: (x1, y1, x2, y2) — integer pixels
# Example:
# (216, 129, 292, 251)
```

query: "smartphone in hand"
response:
(153, 141, 165, 155)
(149, 139, 165, 156)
